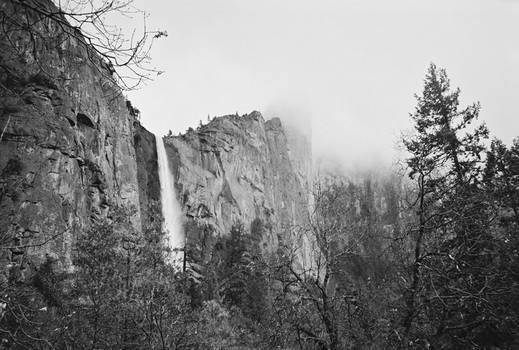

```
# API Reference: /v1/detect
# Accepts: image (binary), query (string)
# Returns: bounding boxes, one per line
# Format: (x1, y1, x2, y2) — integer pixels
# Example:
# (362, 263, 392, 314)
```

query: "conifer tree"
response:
(402, 63, 494, 348)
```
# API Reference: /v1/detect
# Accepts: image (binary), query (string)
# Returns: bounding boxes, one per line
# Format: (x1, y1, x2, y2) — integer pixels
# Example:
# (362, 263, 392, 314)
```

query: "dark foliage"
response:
(399, 63, 519, 349)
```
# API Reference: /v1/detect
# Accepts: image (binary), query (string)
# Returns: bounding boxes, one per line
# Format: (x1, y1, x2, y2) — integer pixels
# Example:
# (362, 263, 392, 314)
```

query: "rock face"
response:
(0, 0, 312, 279)
(165, 112, 312, 252)
(133, 124, 161, 228)
(0, 0, 143, 275)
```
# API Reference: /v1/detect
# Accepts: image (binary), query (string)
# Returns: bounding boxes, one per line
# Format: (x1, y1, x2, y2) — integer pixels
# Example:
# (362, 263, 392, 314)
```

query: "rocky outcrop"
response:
(0, 0, 142, 276)
(165, 112, 312, 252)
(134, 123, 161, 229)
(0, 0, 313, 280)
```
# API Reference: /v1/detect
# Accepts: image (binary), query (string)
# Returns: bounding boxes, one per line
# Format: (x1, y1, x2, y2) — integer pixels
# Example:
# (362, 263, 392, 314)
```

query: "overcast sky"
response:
(127, 0, 519, 168)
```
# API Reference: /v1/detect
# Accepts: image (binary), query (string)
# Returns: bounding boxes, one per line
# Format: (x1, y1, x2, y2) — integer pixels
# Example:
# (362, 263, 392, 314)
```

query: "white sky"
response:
(127, 0, 519, 168)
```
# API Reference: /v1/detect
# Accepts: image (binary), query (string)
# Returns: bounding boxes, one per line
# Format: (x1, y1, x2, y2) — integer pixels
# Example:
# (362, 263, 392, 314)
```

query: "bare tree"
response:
(270, 177, 379, 350)
(0, 0, 166, 90)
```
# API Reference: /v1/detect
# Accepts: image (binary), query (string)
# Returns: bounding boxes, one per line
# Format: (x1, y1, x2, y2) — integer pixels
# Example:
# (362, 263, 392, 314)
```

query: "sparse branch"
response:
(2, 0, 167, 90)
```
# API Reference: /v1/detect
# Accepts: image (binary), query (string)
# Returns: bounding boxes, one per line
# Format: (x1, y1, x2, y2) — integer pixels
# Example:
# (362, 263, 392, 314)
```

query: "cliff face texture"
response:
(165, 112, 312, 252)
(0, 0, 145, 276)
(133, 124, 161, 228)
(0, 0, 312, 280)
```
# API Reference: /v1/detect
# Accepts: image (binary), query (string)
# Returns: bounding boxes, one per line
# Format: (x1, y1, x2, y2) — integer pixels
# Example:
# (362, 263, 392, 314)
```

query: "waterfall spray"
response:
(155, 134, 184, 267)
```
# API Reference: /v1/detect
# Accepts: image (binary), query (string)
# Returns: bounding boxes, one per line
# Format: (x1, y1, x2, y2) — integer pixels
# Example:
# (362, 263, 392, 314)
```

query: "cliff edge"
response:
(165, 111, 312, 253)
(0, 0, 145, 275)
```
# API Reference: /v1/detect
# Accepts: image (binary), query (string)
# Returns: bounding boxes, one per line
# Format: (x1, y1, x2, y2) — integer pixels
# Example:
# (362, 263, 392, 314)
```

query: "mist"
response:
(128, 0, 519, 172)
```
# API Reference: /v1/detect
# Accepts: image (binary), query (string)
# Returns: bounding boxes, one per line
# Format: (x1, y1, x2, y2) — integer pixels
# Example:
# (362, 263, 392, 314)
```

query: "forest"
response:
(1, 63, 518, 349)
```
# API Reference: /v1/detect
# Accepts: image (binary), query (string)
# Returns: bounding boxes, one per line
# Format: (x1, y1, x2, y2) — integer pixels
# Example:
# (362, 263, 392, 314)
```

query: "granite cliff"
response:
(165, 112, 312, 254)
(0, 0, 154, 277)
(0, 0, 312, 281)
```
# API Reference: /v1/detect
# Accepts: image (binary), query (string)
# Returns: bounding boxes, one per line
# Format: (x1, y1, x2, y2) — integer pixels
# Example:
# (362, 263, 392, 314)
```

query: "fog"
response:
(128, 0, 519, 171)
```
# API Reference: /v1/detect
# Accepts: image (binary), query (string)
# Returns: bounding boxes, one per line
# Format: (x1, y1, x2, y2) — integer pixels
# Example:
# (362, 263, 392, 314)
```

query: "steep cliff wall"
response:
(134, 123, 161, 229)
(165, 111, 312, 252)
(0, 0, 143, 275)
(0, 0, 312, 280)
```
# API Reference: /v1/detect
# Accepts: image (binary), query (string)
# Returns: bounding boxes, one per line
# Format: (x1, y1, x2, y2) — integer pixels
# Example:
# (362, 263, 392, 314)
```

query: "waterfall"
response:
(155, 135, 184, 266)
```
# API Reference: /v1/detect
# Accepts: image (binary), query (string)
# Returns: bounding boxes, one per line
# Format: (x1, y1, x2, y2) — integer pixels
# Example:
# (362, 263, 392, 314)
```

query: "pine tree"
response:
(220, 222, 249, 307)
(485, 138, 519, 224)
(401, 63, 495, 348)
(404, 63, 488, 184)
(481, 139, 519, 345)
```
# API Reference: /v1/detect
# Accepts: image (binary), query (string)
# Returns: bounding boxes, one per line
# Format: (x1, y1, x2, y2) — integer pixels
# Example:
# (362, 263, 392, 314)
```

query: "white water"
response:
(155, 135, 184, 266)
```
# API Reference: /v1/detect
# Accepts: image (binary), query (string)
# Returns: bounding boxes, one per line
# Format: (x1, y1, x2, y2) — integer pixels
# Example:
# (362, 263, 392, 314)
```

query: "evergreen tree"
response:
(220, 222, 249, 307)
(219, 222, 268, 322)
(485, 138, 519, 224)
(401, 63, 497, 348)
(481, 139, 519, 345)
